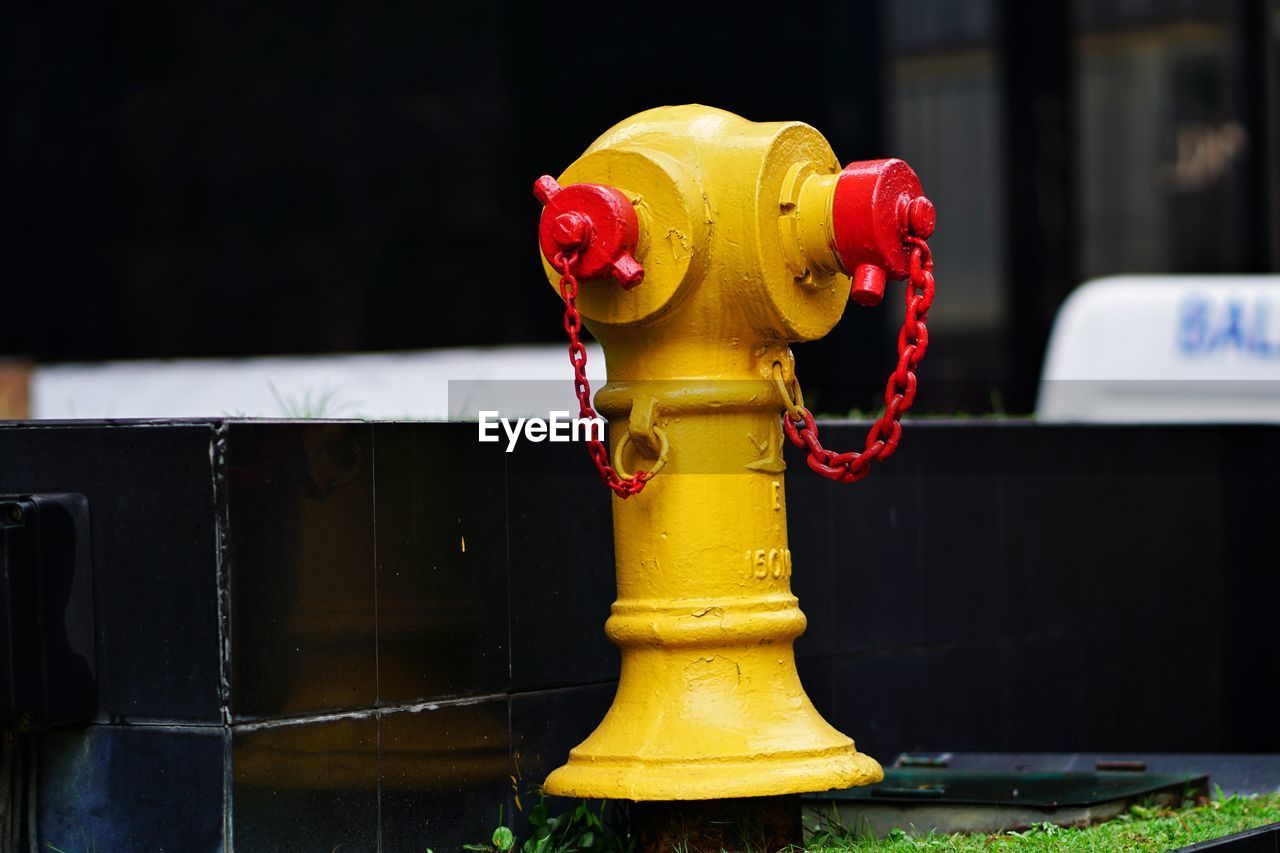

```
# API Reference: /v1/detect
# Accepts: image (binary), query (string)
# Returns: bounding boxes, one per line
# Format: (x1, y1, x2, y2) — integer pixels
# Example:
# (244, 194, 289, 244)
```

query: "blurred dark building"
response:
(4, 0, 1278, 412)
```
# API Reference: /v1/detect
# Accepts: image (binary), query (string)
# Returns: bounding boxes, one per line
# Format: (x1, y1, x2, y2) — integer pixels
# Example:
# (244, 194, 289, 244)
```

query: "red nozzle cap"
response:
(533, 175, 643, 289)
(851, 264, 887, 307)
(830, 159, 932, 303)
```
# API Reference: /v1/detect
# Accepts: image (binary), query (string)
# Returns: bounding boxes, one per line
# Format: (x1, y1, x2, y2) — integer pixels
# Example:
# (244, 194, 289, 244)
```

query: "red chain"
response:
(781, 236, 935, 483)
(553, 250, 650, 498)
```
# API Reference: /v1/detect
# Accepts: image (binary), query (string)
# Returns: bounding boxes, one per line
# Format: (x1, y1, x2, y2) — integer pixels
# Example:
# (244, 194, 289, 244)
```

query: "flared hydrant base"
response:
(542, 636, 884, 801)
(544, 745, 884, 801)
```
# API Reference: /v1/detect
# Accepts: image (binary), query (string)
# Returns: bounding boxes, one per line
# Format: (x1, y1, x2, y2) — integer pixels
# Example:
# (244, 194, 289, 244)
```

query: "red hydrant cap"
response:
(534, 176, 644, 289)
(831, 159, 933, 307)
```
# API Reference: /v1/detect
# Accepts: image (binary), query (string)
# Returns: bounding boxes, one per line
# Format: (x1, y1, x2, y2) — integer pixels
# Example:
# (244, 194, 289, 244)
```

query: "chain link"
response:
(553, 235, 933, 491)
(552, 250, 659, 498)
(778, 235, 936, 483)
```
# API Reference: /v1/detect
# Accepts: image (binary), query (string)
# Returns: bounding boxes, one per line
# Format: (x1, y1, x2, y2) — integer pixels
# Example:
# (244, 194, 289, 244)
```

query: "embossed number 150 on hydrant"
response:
(532, 105, 937, 800)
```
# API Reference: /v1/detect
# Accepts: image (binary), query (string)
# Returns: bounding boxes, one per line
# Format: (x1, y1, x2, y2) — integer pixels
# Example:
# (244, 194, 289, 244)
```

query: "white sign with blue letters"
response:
(1037, 276, 1280, 422)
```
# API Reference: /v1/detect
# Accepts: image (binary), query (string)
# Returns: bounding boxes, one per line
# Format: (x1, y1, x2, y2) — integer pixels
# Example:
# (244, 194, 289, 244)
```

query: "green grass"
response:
(266, 380, 358, 419)
(805, 790, 1280, 852)
(472, 790, 1280, 853)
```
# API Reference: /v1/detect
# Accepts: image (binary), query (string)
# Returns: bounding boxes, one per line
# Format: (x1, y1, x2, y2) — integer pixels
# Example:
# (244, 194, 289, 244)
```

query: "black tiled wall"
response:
(0, 423, 222, 723)
(507, 441, 618, 692)
(379, 698, 512, 853)
(789, 423, 1260, 757)
(232, 715, 380, 850)
(38, 724, 225, 851)
(226, 422, 379, 720)
(2, 419, 1275, 851)
(374, 424, 510, 706)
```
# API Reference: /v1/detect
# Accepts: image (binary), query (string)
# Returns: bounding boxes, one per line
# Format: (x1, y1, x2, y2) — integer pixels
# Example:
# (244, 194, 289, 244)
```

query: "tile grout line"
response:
(81, 719, 226, 730)
(503, 433, 516, 823)
(503, 440, 513, 699)
(508, 678, 619, 699)
(210, 422, 235, 851)
(372, 425, 382, 853)
(87, 678, 622, 733)
(232, 693, 515, 732)
(375, 712, 383, 853)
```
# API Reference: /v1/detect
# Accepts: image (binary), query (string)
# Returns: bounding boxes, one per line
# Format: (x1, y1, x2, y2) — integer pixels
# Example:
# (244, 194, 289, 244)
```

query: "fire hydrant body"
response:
(537, 105, 928, 800)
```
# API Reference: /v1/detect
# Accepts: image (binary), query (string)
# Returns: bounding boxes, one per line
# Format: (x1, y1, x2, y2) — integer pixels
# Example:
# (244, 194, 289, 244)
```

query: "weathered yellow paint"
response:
(540, 105, 884, 801)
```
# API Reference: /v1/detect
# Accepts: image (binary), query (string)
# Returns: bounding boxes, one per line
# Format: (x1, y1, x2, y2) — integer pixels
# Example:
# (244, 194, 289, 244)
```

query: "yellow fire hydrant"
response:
(534, 105, 935, 801)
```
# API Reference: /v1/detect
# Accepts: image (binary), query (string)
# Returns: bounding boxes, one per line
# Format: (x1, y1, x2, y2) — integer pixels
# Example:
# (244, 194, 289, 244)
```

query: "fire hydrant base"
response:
(543, 745, 884, 801)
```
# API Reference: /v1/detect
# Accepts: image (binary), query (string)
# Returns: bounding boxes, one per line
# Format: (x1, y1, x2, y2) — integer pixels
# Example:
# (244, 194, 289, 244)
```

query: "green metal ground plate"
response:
(804, 768, 1209, 837)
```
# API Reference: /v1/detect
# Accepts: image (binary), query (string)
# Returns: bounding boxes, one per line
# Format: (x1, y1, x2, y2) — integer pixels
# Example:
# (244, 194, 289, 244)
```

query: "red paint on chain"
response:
(782, 235, 935, 483)
(552, 249, 650, 498)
